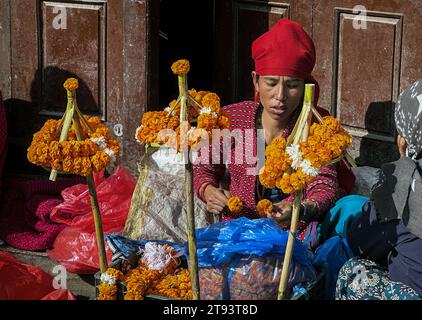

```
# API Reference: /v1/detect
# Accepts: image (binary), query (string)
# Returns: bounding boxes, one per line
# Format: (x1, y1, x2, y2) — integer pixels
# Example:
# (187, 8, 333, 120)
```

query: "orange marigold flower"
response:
(256, 199, 273, 217)
(63, 77, 78, 91)
(227, 196, 243, 214)
(171, 59, 190, 75)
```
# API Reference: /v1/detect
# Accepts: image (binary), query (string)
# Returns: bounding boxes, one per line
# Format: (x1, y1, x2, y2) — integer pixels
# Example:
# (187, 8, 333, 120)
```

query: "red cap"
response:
(252, 19, 319, 105)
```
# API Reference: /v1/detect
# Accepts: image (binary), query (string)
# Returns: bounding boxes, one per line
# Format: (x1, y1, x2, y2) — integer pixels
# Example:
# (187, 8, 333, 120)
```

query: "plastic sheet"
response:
(192, 217, 317, 300)
(0, 252, 75, 300)
(47, 166, 136, 274)
(123, 147, 215, 243)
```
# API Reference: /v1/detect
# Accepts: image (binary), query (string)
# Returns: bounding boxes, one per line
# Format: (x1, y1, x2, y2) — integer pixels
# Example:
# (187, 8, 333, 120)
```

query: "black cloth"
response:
(347, 200, 422, 297)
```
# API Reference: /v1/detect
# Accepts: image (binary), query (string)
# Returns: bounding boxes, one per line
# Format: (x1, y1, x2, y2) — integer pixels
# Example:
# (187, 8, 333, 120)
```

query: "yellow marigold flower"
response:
(218, 115, 230, 129)
(323, 116, 341, 133)
(197, 114, 217, 130)
(194, 91, 210, 103)
(201, 92, 221, 114)
(227, 196, 243, 214)
(171, 59, 190, 75)
(188, 88, 197, 97)
(256, 199, 273, 217)
(63, 77, 79, 91)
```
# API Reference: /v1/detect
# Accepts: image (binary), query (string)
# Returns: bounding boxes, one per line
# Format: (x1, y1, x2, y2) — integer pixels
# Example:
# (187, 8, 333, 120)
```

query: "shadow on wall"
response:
(356, 100, 400, 168)
(4, 66, 96, 176)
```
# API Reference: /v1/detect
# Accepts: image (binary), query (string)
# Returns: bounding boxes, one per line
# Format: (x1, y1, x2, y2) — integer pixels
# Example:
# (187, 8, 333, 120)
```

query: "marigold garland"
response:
(227, 196, 243, 214)
(27, 116, 120, 176)
(259, 116, 351, 194)
(97, 243, 191, 301)
(97, 268, 124, 300)
(147, 268, 193, 300)
(136, 59, 230, 152)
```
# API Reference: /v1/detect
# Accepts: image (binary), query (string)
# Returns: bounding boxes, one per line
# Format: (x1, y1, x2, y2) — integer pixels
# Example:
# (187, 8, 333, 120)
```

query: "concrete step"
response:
(0, 244, 96, 300)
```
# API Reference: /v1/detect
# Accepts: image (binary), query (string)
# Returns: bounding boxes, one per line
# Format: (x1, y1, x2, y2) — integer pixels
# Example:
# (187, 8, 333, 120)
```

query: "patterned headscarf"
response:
(395, 79, 422, 160)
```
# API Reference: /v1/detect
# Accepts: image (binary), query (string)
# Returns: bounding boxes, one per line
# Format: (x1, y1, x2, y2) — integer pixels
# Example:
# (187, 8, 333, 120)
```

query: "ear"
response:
(251, 71, 259, 92)
(252, 71, 260, 102)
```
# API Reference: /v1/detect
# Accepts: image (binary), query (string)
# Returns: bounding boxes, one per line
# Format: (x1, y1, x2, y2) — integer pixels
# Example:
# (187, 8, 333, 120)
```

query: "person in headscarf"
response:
(336, 79, 422, 300)
(194, 19, 354, 248)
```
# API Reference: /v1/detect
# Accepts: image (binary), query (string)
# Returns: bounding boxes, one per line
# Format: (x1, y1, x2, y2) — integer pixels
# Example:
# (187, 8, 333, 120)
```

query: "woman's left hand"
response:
(267, 200, 318, 229)
(267, 201, 293, 229)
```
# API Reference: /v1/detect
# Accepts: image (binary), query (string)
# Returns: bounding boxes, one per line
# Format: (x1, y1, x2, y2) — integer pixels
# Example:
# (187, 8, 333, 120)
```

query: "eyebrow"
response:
(263, 76, 302, 82)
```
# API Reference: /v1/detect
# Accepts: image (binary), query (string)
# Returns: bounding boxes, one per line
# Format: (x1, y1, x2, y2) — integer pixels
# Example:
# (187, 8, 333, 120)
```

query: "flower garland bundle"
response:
(27, 116, 120, 176)
(98, 268, 124, 300)
(98, 242, 184, 300)
(147, 268, 193, 300)
(124, 267, 161, 300)
(259, 116, 352, 194)
(135, 59, 230, 151)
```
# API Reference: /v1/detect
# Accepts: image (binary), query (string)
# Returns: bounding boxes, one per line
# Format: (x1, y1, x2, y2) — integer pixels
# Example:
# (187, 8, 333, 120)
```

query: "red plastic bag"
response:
(47, 166, 136, 274)
(0, 252, 75, 300)
(47, 227, 115, 274)
(50, 166, 133, 231)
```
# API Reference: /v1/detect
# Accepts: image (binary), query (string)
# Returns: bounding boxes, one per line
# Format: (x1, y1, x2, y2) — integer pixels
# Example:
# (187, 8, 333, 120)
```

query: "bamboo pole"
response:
(72, 110, 108, 273)
(49, 90, 75, 181)
(277, 84, 314, 300)
(178, 73, 200, 300)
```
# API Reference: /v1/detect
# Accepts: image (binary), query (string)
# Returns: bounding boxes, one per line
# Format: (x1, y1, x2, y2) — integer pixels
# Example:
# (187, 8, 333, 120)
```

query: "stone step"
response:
(0, 244, 96, 300)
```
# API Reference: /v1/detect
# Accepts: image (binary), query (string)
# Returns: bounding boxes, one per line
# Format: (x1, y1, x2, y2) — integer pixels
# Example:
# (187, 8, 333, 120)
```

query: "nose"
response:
(275, 82, 286, 102)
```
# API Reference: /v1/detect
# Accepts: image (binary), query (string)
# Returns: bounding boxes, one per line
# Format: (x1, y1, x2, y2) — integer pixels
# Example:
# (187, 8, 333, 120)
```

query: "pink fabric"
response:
(0, 178, 83, 251)
(193, 101, 347, 234)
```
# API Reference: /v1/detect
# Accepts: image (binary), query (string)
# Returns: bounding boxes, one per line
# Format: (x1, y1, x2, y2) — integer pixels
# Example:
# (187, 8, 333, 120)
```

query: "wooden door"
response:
(214, 0, 422, 167)
(0, 0, 159, 176)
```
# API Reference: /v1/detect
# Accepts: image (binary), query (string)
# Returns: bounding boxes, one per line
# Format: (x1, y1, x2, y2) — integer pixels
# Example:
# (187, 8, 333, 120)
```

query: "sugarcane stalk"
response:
(177, 73, 200, 300)
(278, 84, 314, 300)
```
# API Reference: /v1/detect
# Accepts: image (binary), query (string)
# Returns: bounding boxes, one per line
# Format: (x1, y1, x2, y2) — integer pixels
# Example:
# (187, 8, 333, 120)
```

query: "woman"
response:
(336, 79, 422, 300)
(194, 19, 352, 246)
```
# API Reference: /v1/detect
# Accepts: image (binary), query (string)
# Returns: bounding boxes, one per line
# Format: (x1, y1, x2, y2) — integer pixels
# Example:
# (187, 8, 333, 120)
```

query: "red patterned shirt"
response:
(193, 100, 346, 237)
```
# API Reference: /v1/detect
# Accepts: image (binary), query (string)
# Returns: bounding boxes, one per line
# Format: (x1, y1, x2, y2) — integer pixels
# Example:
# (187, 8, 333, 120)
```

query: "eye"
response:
(265, 81, 277, 87)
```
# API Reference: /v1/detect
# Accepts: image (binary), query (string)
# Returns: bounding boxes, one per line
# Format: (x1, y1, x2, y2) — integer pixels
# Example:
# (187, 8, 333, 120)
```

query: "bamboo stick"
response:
(277, 191, 303, 300)
(185, 161, 200, 300)
(278, 84, 314, 300)
(187, 94, 203, 112)
(49, 91, 75, 181)
(71, 104, 108, 273)
(177, 73, 200, 300)
(86, 173, 108, 273)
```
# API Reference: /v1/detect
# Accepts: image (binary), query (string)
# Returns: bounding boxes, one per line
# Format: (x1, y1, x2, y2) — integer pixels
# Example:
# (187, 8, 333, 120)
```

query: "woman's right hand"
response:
(203, 184, 231, 215)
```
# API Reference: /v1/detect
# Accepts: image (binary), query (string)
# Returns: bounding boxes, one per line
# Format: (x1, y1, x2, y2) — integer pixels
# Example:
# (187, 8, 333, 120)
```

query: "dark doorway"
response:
(158, 0, 215, 109)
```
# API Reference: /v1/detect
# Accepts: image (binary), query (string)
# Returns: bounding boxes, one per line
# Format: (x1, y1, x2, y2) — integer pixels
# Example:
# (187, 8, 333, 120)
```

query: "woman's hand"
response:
(203, 184, 231, 215)
(397, 135, 407, 157)
(268, 201, 293, 229)
(267, 200, 318, 229)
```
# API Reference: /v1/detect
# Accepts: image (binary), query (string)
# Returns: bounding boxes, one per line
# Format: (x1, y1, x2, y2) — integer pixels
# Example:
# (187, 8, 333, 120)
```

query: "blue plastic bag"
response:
(192, 217, 317, 300)
(193, 217, 312, 268)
